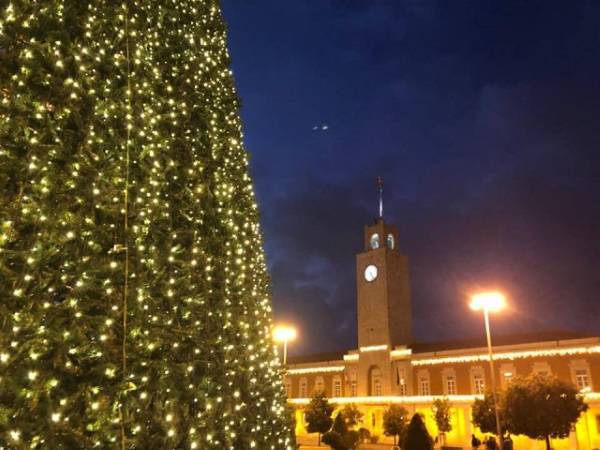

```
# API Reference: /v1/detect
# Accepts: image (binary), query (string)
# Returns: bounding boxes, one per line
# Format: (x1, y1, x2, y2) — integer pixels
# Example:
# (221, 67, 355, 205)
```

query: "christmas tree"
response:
(0, 1, 293, 449)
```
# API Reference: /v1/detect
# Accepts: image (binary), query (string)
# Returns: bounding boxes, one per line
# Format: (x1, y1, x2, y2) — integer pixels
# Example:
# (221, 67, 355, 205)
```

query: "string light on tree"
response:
(0, 1, 293, 449)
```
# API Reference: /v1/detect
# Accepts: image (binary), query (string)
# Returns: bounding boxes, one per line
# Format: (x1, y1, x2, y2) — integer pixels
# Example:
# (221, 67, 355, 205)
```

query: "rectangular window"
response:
(315, 378, 324, 393)
(575, 369, 590, 390)
(399, 380, 406, 396)
(300, 381, 307, 398)
(285, 380, 292, 397)
(446, 376, 457, 395)
(350, 381, 357, 397)
(503, 371, 514, 385)
(334, 380, 342, 397)
(474, 374, 485, 395)
(374, 380, 382, 396)
(419, 377, 430, 396)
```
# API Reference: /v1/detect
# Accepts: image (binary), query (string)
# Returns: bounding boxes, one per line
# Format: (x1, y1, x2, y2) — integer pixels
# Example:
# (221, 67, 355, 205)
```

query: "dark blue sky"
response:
(221, 1, 600, 356)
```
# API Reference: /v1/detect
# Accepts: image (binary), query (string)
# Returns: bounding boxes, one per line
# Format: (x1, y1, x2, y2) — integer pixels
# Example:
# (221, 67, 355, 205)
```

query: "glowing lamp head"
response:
(273, 325, 297, 343)
(470, 291, 506, 312)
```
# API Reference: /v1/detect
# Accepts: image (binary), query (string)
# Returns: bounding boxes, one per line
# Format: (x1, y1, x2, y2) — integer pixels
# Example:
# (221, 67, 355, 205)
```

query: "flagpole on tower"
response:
(377, 176, 384, 219)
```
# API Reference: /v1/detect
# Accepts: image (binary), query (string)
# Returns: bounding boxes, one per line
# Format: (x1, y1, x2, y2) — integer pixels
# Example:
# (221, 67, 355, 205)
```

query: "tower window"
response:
(370, 233, 380, 249)
(387, 233, 395, 249)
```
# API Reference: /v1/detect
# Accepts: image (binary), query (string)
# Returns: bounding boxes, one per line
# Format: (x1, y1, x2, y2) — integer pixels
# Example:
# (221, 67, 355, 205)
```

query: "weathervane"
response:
(377, 176, 383, 219)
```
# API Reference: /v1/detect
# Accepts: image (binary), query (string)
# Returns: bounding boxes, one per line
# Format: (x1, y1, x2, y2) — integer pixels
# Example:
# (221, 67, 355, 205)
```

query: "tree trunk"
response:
(545, 435, 551, 450)
(318, 433, 321, 446)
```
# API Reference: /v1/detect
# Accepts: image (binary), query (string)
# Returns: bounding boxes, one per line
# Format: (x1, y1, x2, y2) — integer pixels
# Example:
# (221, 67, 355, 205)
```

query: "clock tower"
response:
(356, 218, 412, 348)
(351, 180, 413, 397)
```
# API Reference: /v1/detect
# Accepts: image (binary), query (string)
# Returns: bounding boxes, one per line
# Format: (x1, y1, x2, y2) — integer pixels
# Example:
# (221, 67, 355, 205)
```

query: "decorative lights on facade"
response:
(411, 345, 600, 366)
(359, 344, 388, 352)
(287, 366, 346, 375)
(390, 348, 412, 358)
(288, 394, 483, 405)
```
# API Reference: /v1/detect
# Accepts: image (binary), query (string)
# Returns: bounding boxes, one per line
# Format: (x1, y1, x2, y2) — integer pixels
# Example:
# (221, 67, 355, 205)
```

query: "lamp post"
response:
(470, 291, 506, 442)
(273, 324, 297, 366)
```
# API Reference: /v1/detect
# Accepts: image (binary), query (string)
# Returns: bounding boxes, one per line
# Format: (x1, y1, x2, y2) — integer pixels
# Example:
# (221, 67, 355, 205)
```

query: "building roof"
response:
(286, 330, 598, 366)
(410, 330, 597, 354)
(287, 351, 345, 365)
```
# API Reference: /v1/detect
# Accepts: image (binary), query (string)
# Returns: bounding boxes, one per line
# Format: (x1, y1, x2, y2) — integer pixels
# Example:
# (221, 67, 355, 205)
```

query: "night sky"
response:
(220, 1, 600, 356)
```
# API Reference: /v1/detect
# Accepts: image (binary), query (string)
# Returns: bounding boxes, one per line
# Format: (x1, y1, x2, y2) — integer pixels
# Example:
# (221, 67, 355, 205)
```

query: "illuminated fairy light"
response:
(390, 348, 412, 358)
(412, 345, 600, 366)
(343, 354, 359, 361)
(287, 366, 346, 375)
(288, 391, 600, 405)
(288, 394, 483, 405)
(359, 344, 388, 352)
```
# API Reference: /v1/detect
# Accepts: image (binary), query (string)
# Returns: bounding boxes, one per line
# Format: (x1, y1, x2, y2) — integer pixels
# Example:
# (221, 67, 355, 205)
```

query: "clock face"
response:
(364, 264, 378, 282)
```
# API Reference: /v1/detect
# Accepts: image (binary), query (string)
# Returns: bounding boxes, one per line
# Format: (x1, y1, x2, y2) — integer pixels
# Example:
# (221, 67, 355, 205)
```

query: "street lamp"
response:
(273, 324, 297, 366)
(470, 291, 506, 442)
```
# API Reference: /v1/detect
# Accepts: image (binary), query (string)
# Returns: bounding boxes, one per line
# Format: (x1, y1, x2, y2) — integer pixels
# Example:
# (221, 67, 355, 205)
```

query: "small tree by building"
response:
(402, 413, 434, 450)
(305, 391, 335, 446)
(472, 392, 506, 435)
(432, 398, 452, 446)
(383, 405, 409, 445)
(341, 404, 364, 428)
(322, 412, 360, 450)
(502, 374, 588, 450)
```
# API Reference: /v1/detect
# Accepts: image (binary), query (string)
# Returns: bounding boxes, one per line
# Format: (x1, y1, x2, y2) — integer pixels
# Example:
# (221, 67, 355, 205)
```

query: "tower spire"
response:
(377, 176, 384, 219)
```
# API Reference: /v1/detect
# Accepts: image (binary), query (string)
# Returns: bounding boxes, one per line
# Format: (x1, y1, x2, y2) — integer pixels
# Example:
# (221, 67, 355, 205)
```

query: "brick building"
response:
(285, 217, 600, 449)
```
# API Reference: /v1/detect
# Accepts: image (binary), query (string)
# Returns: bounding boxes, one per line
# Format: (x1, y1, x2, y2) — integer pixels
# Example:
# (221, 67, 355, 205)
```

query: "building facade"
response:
(285, 217, 600, 449)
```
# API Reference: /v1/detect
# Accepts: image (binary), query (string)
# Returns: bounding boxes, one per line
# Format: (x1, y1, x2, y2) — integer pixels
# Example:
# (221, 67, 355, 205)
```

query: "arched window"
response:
(387, 233, 395, 249)
(370, 233, 380, 250)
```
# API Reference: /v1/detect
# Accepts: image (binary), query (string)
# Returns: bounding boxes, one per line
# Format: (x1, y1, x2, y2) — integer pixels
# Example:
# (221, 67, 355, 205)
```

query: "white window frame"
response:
(570, 360, 593, 392)
(442, 368, 457, 395)
(418, 369, 430, 396)
(350, 380, 357, 397)
(333, 376, 342, 397)
(470, 366, 486, 395)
